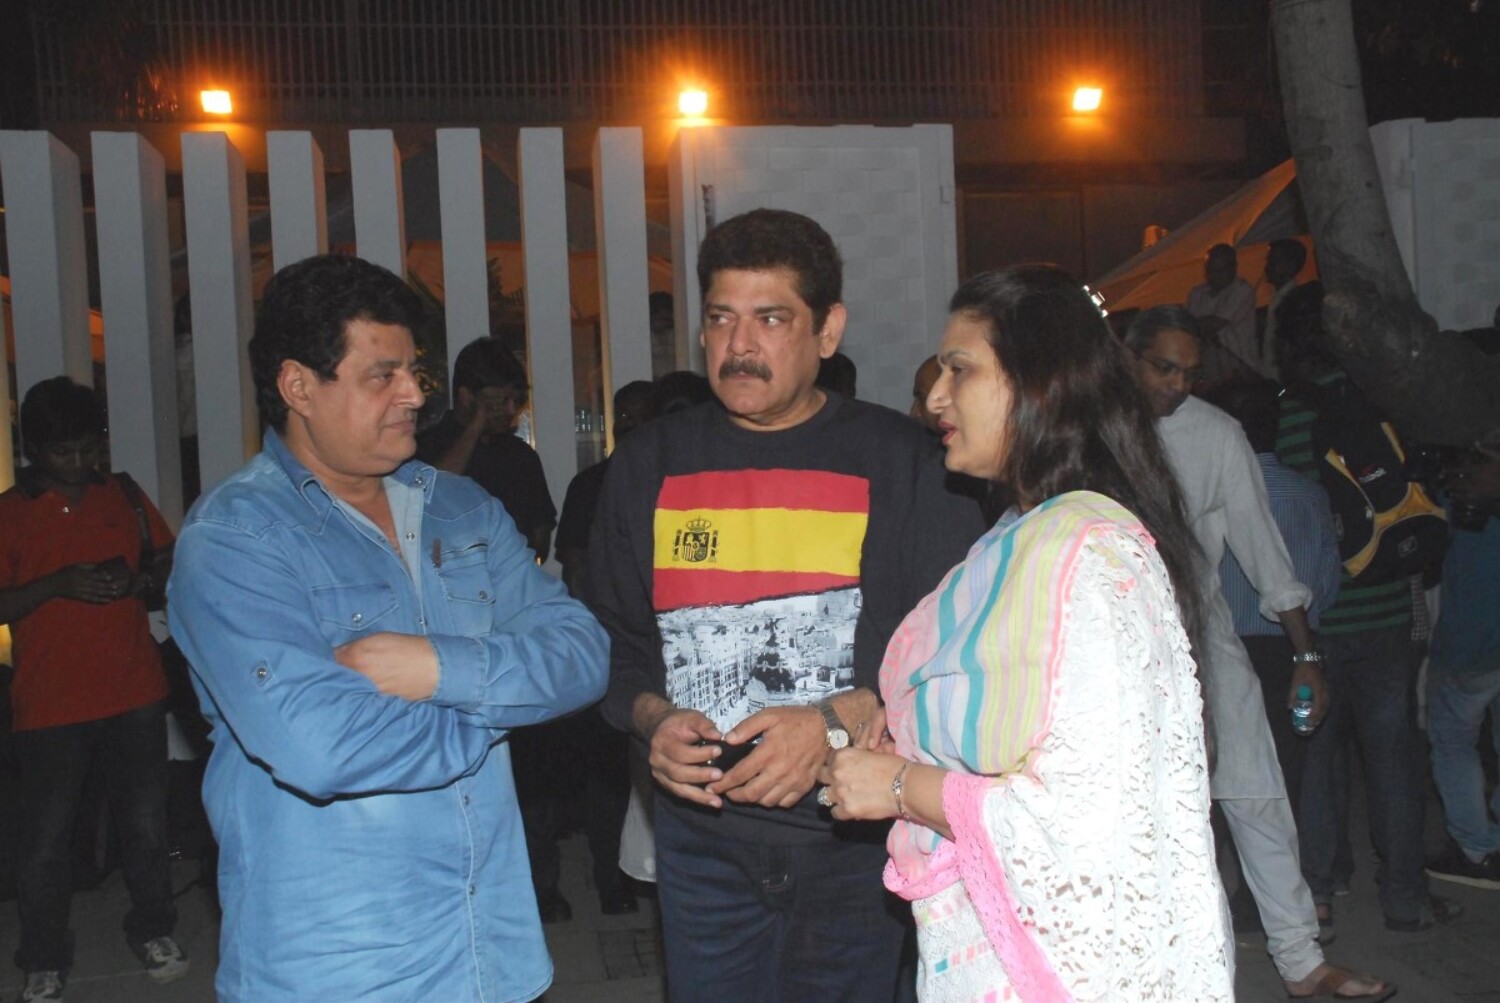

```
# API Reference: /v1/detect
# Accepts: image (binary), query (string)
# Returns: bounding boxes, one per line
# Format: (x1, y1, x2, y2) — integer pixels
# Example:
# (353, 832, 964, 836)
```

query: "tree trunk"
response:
(1271, 0, 1500, 446)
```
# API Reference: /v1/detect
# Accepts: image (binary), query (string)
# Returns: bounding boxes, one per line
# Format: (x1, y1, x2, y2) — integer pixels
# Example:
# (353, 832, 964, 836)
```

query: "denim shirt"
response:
(167, 430, 608, 1002)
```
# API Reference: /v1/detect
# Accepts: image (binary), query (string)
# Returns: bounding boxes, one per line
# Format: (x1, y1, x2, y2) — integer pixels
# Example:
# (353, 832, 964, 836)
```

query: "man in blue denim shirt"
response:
(167, 254, 608, 1002)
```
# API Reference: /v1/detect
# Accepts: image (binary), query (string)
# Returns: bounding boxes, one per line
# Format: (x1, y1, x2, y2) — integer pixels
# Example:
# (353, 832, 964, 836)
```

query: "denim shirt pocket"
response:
(310, 581, 401, 642)
(436, 541, 497, 637)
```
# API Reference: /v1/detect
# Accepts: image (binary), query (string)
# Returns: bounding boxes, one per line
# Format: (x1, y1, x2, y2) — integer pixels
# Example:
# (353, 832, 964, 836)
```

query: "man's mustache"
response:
(719, 358, 772, 381)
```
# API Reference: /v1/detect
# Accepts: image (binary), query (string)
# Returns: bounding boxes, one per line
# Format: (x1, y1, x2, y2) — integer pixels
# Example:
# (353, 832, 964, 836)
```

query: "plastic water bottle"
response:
(1291, 684, 1317, 737)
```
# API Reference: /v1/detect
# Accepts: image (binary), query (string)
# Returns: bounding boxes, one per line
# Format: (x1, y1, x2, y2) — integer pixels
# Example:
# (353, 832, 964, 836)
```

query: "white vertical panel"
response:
(349, 129, 407, 276)
(0, 131, 92, 405)
(667, 127, 707, 374)
(91, 131, 183, 526)
(182, 132, 258, 493)
(1369, 119, 1419, 293)
(914, 123, 961, 365)
(436, 128, 491, 381)
(592, 127, 654, 447)
(267, 130, 329, 271)
(518, 128, 574, 549)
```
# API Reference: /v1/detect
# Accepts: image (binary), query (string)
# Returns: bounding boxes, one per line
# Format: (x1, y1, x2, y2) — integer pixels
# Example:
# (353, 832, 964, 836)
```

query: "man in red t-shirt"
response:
(0, 377, 188, 1003)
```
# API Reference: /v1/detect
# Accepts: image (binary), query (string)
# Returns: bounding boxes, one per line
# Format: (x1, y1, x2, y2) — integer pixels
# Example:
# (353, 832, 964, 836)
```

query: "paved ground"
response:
(3, 786, 1497, 1002)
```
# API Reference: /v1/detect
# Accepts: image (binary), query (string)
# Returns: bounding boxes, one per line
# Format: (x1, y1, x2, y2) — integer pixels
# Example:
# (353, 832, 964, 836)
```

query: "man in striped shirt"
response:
(1274, 281, 1458, 933)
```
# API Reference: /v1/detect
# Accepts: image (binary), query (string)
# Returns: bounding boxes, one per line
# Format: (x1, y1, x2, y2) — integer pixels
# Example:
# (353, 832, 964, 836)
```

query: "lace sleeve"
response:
(941, 531, 1231, 1001)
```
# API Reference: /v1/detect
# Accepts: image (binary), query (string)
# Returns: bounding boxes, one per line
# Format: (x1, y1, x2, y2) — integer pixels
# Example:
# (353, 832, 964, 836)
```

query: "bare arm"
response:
(1275, 603, 1328, 721)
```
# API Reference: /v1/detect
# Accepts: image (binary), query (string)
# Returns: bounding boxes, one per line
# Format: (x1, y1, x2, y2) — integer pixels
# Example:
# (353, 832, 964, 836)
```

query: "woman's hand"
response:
(816, 748, 907, 822)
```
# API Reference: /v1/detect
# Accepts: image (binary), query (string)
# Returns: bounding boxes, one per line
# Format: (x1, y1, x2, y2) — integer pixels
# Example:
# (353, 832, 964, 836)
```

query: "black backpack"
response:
(1313, 409, 1448, 583)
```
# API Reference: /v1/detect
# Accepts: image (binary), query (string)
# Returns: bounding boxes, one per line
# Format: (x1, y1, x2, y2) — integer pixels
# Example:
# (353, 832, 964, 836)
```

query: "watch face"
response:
(828, 728, 850, 750)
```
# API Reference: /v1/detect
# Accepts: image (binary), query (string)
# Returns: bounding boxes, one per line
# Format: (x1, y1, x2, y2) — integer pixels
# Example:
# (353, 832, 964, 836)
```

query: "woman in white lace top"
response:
(817, 267, 1234, 1001)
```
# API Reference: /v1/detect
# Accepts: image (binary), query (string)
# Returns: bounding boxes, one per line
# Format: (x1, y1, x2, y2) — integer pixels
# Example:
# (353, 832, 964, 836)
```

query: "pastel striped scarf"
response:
(880, 491, 1152, 1003)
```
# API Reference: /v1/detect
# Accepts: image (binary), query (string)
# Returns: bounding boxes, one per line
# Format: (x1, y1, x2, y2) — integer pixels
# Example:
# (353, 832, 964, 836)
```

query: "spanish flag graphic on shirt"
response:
(653, 469, 869, 733)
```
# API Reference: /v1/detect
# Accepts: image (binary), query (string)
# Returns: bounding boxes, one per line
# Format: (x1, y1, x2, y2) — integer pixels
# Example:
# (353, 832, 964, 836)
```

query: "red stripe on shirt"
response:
(656, 469, 870, 514)
(653, 568, 859, 611)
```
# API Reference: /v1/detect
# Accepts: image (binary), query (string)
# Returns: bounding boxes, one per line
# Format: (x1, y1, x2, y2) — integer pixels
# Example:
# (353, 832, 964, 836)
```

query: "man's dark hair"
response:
(1206, 378, 1281, 454)
(1267, 238, 1308, 277)
(816, 351, 857, 398)
(1207, 243, 1237, 265)
(1123, 304, 1201, 355)
(615, 379, 657, 412)
(20, 376, 105, 461)
(452, 337, 529, 398)
(648, 291, 674, 314)
(949, 265, 1205, 650)
(249, 254, 427, 432)
(652, 370, 714, 416)
(696, 208, 843, 333)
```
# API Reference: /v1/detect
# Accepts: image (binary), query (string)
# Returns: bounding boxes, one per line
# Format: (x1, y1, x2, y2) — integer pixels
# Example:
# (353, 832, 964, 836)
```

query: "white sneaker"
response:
(19, 970, 65, 1002)
(135, 935, 191, 984)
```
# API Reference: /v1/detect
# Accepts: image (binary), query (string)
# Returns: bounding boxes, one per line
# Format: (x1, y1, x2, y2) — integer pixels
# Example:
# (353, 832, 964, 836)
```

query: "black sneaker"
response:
(1426, 840, 1500, 891)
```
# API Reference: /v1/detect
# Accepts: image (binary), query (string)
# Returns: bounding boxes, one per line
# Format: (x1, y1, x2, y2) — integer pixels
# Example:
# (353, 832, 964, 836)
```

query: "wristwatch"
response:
(816, 700, 850, 750)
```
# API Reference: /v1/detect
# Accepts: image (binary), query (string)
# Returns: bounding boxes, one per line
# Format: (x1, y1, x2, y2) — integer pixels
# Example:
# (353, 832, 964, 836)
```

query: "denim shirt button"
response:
(468, 885, 476, 896)
(414, 475, 425, 487)
(463, 794, 471, 806)
(405, 531, 415, 541)
(255, 666, 268, 680)
(478, 591, 489, 601)
(351, 612, 363, 624)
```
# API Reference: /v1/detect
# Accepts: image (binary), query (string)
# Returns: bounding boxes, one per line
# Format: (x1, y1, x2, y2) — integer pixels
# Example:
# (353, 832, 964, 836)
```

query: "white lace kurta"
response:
(882, 494, 1234, 1002)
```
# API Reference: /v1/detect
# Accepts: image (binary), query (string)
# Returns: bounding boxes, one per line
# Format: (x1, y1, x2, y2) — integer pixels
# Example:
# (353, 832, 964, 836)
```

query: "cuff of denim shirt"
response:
(1258, 581, 1313, 622)
(428, 633, 488, 710)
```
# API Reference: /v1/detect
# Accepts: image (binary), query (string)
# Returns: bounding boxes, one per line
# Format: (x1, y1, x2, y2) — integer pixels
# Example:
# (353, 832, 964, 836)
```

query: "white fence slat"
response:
(436, 128, 491, 381)
(267, 131, 329, 271)
(91, 131, 183, 526)
(518, 128, 575, 559)
(349, 130, 407, 277)
(593, 127, 654, 445)
(182, 131, 258, 493)
(0, 130, 93, 404)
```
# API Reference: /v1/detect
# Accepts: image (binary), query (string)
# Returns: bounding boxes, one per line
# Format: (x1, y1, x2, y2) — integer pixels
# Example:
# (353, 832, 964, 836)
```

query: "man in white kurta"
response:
(1187, 244, 1261, 382)
(1125, 305, 1392, 1001)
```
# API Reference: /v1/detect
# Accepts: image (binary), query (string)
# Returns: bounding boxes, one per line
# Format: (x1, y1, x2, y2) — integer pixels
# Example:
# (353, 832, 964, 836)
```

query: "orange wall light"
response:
(1072, 86, 1103, 113)
(678, 89, 709, 117)
(200, 89, 234, 115)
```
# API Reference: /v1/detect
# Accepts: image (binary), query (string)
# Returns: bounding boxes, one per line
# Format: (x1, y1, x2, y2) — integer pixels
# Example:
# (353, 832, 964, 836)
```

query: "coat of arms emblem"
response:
(673, 517, 718, 563)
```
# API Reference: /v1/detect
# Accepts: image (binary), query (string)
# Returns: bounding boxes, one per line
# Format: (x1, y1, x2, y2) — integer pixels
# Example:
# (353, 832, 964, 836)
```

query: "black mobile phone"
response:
(696, 735, 762, 772)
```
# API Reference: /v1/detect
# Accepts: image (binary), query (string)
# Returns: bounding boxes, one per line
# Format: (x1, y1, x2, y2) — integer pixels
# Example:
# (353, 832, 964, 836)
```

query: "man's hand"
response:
(51, 561, 132, 604)
(707, 705, 828, 808)
(1289, 660, 1329, 726)
(632, 694, 727, 809)
(334, 632, 440, 701)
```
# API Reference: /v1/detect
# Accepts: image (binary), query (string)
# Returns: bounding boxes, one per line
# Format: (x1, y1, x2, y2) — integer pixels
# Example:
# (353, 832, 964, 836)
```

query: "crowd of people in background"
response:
(0, 210, 1496, 1003)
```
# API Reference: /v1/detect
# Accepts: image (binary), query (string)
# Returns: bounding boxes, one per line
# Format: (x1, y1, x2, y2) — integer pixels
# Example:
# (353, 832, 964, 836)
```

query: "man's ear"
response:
(278, 360, 314, 419)
(817, 303, 848, 359)
(454, 386, 475, 415)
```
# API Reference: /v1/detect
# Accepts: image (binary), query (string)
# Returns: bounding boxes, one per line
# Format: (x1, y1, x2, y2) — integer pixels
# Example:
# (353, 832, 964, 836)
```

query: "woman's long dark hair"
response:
(949, 266, 1205, 650)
